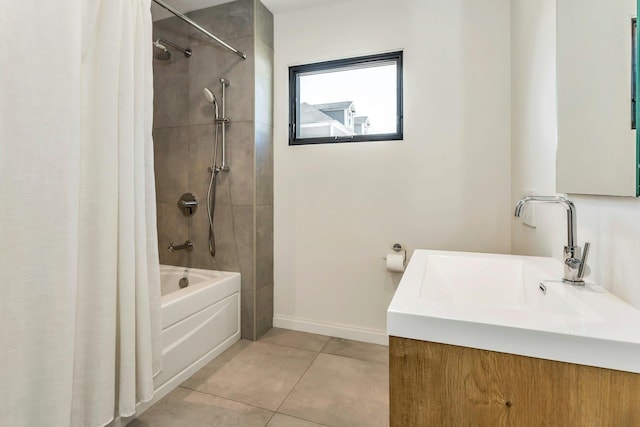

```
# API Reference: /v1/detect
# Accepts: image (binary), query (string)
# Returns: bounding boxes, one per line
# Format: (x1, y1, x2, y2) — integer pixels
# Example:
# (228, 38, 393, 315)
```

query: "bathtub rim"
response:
(160, 264, 241, 306)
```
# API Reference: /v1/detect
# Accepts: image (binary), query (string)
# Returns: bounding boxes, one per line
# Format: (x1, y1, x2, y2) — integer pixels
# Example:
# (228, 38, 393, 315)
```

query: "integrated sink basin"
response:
(421, 253, 582, 316)
(387, 250, 640, 373)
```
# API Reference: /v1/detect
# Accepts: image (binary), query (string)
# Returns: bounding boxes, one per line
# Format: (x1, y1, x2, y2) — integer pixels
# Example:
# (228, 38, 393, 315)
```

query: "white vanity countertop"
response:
(387, 249, 640, 374)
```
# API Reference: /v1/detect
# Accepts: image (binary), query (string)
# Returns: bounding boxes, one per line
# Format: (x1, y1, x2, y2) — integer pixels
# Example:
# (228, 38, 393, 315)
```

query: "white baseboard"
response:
(273, 315, 388, 346)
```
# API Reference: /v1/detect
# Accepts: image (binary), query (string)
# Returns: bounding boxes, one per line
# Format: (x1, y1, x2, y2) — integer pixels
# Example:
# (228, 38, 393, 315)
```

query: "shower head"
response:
(203, 88, 220, 119)
(203, 88, 216, 104)
(153, 40, 171, 61)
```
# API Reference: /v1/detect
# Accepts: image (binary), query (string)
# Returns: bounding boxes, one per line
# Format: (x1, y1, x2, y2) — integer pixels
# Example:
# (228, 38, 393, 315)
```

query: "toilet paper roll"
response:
(386, 253, 405, 273)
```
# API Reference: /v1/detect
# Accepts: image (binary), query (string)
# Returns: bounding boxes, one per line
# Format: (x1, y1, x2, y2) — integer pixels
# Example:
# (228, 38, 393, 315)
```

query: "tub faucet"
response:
(514, 196, 590, 285)
(168, 240, 194, 252)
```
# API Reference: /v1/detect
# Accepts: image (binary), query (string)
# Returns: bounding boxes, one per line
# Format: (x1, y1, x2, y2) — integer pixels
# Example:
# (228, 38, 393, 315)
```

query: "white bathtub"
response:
(131, 265, 241, 419)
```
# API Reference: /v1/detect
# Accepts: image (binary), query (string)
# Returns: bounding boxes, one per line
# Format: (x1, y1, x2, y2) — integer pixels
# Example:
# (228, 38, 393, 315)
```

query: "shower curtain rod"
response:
(151, 0, 247, 59)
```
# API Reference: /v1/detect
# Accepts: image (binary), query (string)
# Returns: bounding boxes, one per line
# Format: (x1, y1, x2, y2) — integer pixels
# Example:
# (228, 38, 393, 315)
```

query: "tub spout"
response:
(168, 240, 194, 252)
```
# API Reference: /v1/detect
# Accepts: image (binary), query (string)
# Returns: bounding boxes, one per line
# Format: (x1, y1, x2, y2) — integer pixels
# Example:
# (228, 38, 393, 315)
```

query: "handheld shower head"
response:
(203, 88, 220, 119)
(203, 88, 216, 104)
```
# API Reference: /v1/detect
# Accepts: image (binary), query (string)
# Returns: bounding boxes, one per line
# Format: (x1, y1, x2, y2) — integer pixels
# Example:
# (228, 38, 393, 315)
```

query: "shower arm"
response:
(152, 0, 247, 60)
(157, 38, 192, 57)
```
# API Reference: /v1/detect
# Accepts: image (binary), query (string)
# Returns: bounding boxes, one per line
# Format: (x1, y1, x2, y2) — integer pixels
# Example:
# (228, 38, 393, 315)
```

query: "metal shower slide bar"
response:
(152, 0, 247, 60)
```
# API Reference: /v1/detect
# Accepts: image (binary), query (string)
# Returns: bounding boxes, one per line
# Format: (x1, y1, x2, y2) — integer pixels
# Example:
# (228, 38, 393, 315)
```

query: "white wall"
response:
(273, 0, 512, 343)
(510, 0, 558, 257)
(511, 0, 640, 310)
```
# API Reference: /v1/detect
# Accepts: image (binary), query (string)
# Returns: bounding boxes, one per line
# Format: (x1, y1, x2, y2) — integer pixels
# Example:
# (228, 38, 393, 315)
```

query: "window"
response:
(289, 51, 403, 145)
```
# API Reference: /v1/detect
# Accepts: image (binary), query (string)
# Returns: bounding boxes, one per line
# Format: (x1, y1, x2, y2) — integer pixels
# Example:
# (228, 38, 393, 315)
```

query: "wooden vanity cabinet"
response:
(389, 336, 640, 426)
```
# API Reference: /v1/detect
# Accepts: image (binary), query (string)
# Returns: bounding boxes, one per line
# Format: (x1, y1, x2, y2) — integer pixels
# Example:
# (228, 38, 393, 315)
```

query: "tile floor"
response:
(130, 328, 389, 427)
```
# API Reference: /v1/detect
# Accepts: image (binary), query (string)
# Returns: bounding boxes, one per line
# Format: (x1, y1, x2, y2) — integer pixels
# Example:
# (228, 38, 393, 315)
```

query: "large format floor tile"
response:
(130, 387, 273, 427)
(182, 340, 317, 411)
(321, 337, 389, 365)
(259, 327, 330, 352)
(136, 331, 391, 426)
(279, 353, 389, 427)
(266, 413, 328, 427)
(182, 339, 252, 390)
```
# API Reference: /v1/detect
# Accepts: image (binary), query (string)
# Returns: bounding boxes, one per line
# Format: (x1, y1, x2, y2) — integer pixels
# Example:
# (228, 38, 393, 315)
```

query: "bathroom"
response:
(3, 0, 640, 426)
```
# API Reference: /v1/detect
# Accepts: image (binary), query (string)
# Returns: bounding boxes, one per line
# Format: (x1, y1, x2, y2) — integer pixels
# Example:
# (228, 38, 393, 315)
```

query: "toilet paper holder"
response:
(384, 243, 407, 272)
(383, 243, 406, 261)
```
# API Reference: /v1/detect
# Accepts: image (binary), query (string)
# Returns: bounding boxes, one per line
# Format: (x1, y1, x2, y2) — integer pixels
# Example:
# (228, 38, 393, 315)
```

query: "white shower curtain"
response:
(0, 1, 161, 426)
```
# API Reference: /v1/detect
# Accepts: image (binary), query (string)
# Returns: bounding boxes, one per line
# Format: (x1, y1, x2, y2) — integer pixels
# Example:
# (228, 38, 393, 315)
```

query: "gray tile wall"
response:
(152, 0, 273, 340)
(254, 0, 274, 338)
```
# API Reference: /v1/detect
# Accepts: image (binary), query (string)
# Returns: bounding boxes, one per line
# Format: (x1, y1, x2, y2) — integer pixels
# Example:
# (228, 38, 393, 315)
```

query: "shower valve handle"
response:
(177, 193, 197, 216)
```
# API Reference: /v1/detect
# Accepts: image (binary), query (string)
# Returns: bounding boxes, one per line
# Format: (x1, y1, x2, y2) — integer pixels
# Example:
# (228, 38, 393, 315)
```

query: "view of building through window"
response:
(297, 63, 398, 139)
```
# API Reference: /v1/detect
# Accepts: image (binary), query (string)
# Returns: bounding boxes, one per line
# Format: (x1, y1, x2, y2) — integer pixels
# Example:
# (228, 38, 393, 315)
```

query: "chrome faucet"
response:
(514, 196, 590, 285)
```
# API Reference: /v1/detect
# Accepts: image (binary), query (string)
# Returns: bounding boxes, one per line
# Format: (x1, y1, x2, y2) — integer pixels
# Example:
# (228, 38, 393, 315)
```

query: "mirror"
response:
(556, 0, 638, 196)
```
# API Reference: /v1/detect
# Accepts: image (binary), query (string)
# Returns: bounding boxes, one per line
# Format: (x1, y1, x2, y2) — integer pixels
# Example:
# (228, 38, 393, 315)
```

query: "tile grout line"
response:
(318, 338, 390, 366)
(318, 337, 332, 354)
(318, 350, 389, 366)
(177, 385, 277, 414)
(177, 337, 385, 425)
(269, 412, 331, 427)
(263, 410, 277, 427)
(273, 412, 329, 426)
(272, 347, 323, 419)
(178, 339, 325, 426)
(259, 339, 330, 353)
(175, 341, 321, 414)
(261, 335, 389, 365)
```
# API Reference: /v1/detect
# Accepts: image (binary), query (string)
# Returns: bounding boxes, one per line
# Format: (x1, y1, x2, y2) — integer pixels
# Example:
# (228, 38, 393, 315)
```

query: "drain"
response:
(179, 277, 189, 288)
(539, 282, 547, 295)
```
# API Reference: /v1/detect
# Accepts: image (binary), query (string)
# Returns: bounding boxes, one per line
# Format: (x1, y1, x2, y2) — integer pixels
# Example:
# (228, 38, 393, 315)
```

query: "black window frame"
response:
(632, 17, 637, 130)
(289, 51, 404, 146)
